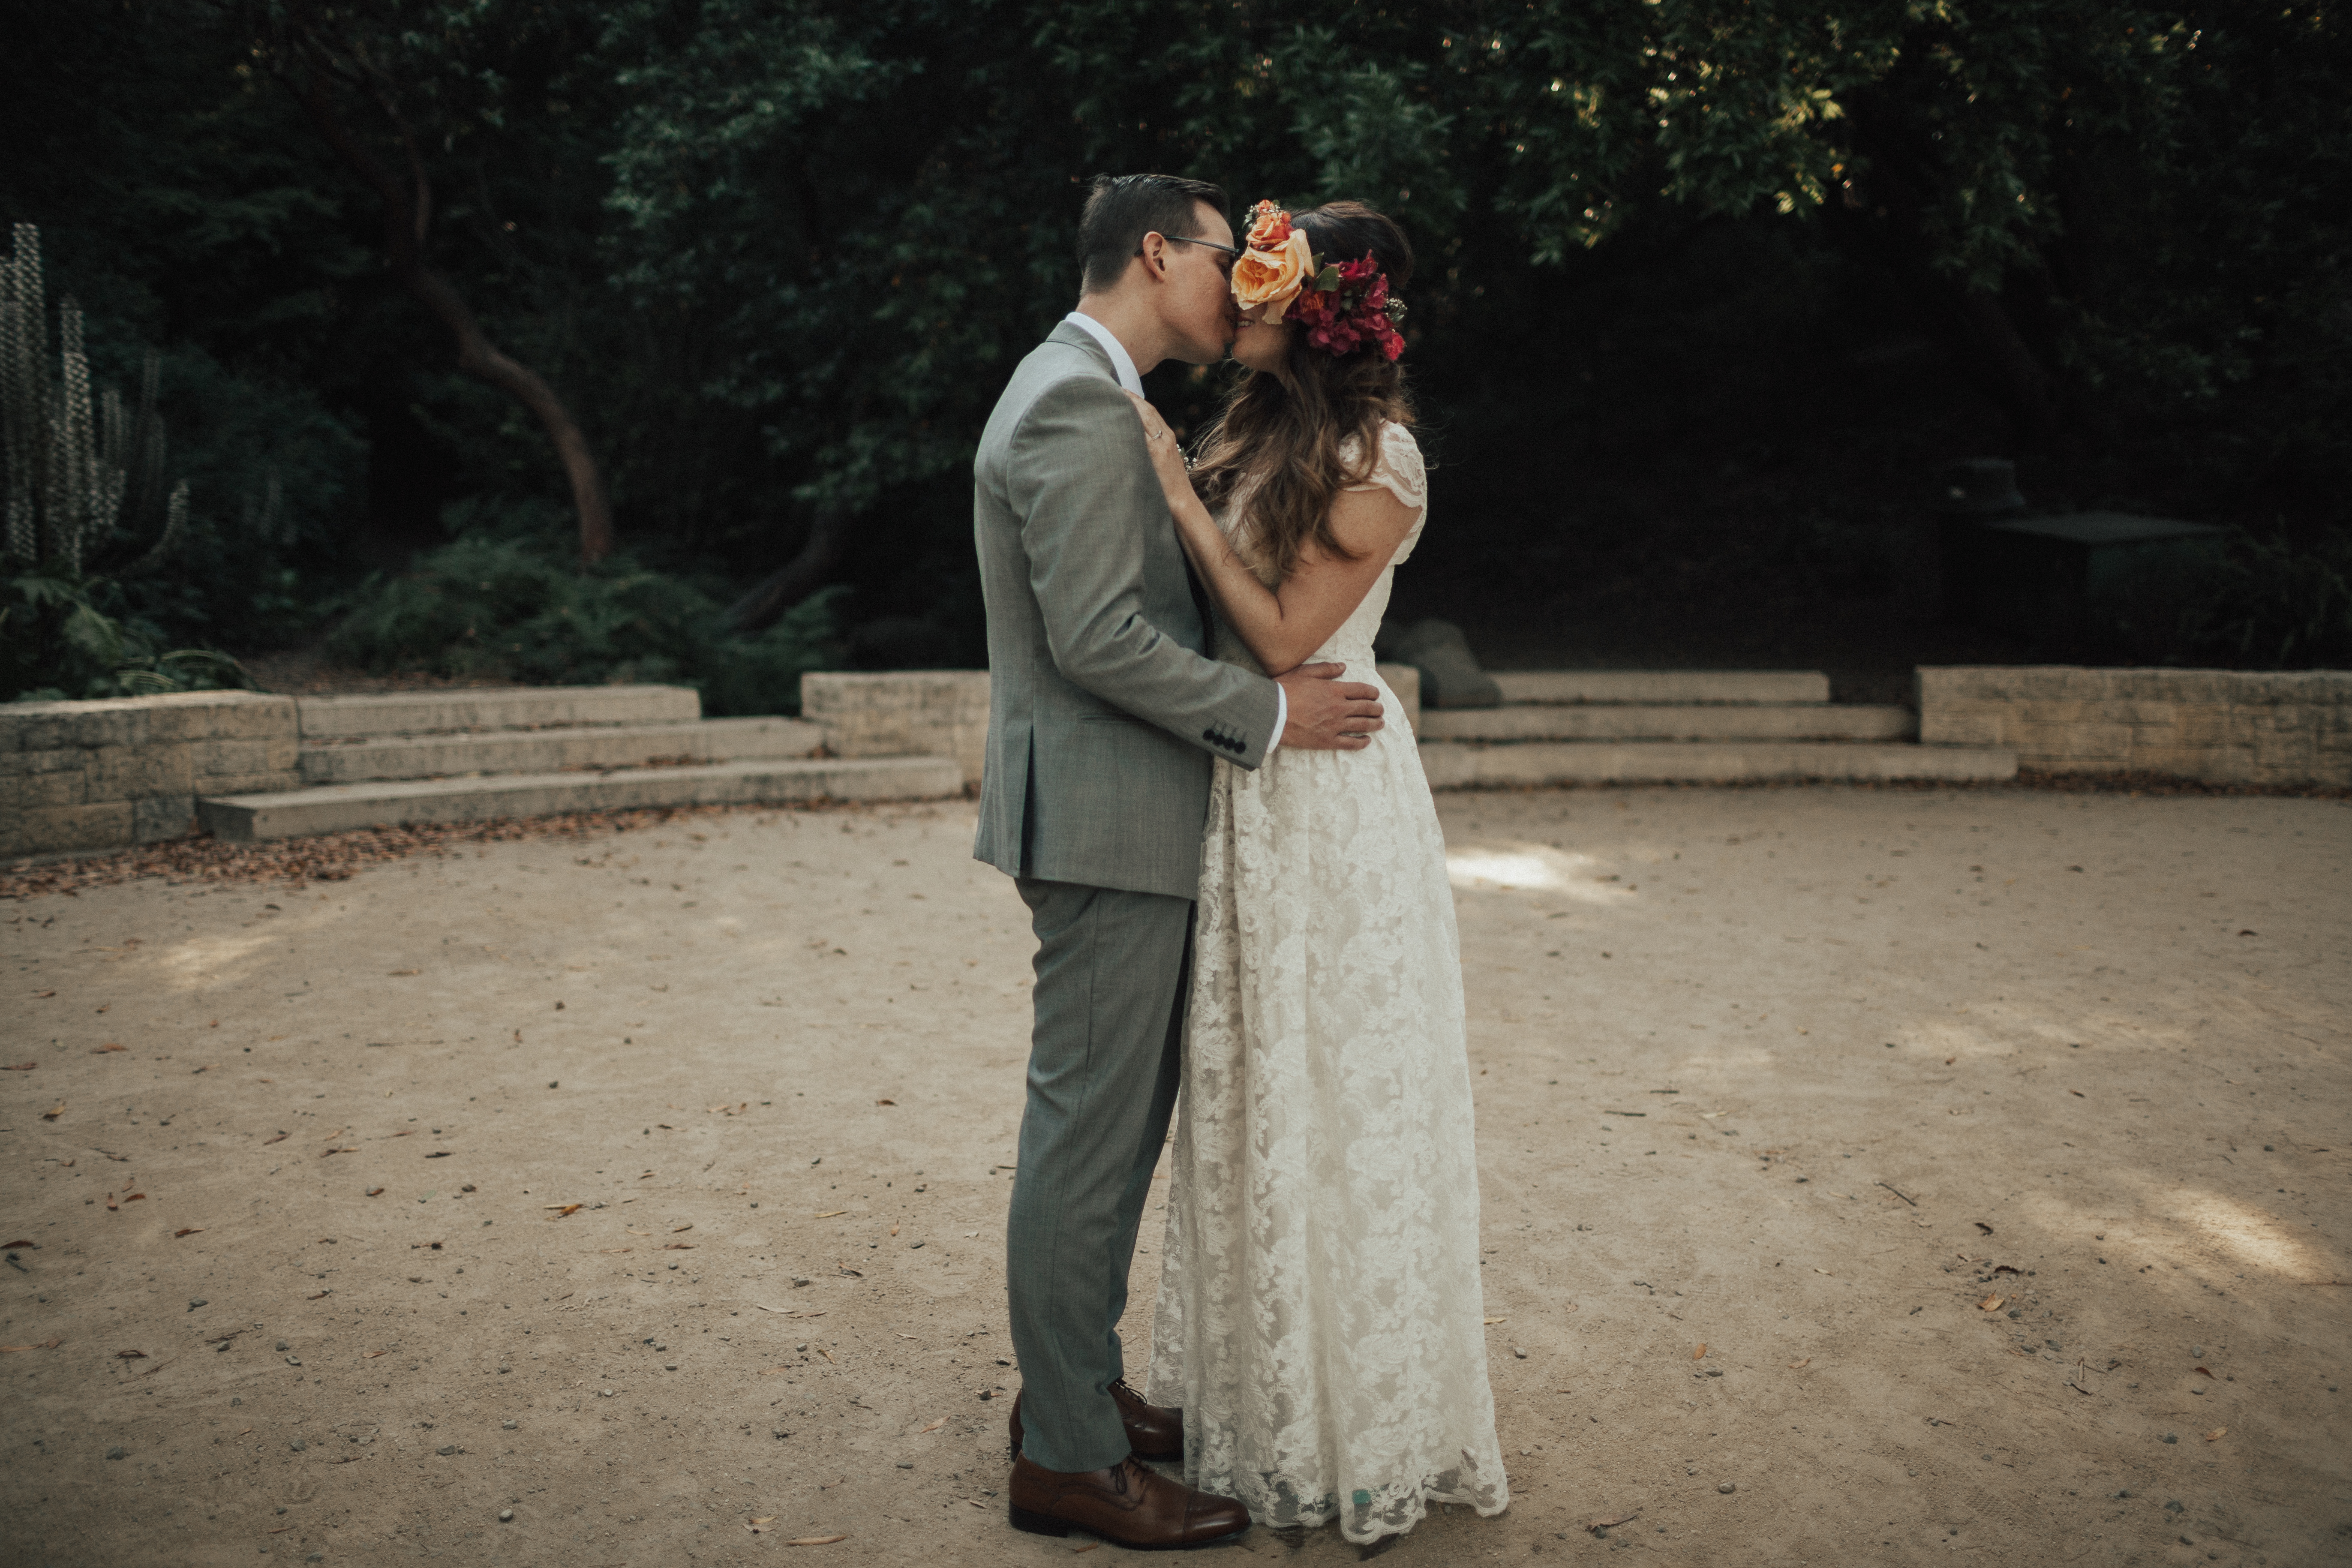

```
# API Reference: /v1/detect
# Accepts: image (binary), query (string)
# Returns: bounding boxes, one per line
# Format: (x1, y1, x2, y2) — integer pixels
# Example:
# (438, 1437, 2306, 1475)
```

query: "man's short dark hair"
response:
(1077, 173, 1229, 294)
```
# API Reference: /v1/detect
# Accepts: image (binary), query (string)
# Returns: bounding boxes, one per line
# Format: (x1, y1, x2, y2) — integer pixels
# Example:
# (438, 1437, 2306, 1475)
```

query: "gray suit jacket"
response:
(972, 322, 1280, 900)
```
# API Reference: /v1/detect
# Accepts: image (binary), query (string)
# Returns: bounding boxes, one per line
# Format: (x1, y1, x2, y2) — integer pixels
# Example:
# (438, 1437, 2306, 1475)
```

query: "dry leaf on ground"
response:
(173, 1227, 203, 1238)
(663, 1242, 694, 1250)
(1788, 1358, 1812, 1369)
(1587, 1511, 1640, 1533)
(920, 1418, 947, 1433)
(1974, 1222, 1995, 1235)
(784, 1536, 847, 1547)
(545, 1204, 583, 1217)
(92, 1043, 125, 1054)
(1693, 1344, 1707, 1359)
(875, 1099, 896, 1106)
(1978, 1294, 2005, 1311)
(41, 1105, 63, 1120)
(115, 1349, 147, 1360)
(2193, 1366, 2216, 1379)
(2203, 1428, 2226, 1442)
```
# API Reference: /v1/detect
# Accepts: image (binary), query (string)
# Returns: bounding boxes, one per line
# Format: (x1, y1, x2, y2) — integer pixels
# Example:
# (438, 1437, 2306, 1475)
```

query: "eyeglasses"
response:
(1138, 232, 1242, 277)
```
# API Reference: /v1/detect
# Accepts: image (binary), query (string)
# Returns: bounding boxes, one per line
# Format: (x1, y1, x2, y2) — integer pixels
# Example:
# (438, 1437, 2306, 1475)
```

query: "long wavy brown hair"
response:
(1186, 201, 1416, 583)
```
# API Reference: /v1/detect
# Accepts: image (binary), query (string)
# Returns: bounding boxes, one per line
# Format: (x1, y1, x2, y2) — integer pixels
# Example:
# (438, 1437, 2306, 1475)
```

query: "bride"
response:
(1124, 199, 1510, 1550)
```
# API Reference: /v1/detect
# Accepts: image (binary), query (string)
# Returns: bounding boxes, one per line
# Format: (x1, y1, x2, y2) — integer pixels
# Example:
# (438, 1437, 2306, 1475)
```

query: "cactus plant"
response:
(0, 222, 181, 575)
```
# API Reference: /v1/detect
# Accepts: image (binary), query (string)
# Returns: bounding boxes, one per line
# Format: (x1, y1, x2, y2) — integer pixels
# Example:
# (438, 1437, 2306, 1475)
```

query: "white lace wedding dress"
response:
(1145, 420, 1509, 1545)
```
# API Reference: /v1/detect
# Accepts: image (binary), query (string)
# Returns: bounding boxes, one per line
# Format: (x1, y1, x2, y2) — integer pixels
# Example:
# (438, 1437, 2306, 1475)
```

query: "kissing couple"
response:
(973, 173, 1509, 1553)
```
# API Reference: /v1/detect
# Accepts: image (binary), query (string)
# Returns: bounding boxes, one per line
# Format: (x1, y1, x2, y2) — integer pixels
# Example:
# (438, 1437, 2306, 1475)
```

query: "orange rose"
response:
(1244, 200, 1293, 251)
(1232, 227, 1314, 321)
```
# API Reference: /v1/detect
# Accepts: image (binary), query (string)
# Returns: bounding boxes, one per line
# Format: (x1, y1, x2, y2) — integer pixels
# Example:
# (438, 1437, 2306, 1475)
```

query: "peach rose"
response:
(1244, 200, 1292, 251)
(1232, 227, 1314, 321)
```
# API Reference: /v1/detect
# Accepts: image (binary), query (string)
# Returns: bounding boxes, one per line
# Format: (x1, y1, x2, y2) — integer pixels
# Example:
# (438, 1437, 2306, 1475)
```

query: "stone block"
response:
(296, 685, 697, 739)
(0, 705, 90, 753)
(133, 795, 199, 843)
(1, 802, 133, 859)
(802, 670, 991, 787)
(198, 770, 305, 796)
(187, 737, 296, 779)
(1918, 707, 2006, 748)
(0, 769, 84, 809)
(82, 745, 194, 802)
(129, 690, 299, 743)
(0, 747, 87, 778)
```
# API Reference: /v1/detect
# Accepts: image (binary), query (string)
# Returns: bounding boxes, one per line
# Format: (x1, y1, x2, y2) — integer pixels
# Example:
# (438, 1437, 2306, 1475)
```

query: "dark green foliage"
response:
(3, 0, 2343, 685)
(2148, 531, 2352, 670)
(326, 502, 842, 713)
(2, 566, 252, 702)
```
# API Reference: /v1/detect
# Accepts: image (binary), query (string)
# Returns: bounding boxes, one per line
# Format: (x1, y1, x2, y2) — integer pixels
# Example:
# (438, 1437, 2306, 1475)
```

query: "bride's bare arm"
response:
(1127, 394, 1417, 677)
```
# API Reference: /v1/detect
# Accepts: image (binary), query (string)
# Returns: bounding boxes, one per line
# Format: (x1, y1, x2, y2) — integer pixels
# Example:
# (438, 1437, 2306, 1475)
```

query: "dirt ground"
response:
(3, 784, 2347, 1568)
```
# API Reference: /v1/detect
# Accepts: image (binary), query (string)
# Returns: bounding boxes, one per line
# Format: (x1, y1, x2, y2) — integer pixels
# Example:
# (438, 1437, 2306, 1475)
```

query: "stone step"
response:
(196, 756, 963, 842)
(297, 716, 826, 784)
(1489, 670, 1831, 706)
(1418, 703, 1914, 744)
(295, 684, 702, 740)
(1417, 740, 2016, 790)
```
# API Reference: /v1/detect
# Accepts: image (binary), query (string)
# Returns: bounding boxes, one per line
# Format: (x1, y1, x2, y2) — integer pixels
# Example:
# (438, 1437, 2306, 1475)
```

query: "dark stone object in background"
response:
(1932, 457, 2028, 518)
(1378, 618, 1503, 709)
(1942, 511, 2227, 641)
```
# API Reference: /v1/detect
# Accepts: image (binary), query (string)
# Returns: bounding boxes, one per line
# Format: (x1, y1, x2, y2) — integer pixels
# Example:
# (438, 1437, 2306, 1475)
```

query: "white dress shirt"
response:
(1063, 310, 1286, 751)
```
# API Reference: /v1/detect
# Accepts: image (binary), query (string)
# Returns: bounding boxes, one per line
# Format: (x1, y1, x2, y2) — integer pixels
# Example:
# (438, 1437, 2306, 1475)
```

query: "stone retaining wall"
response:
(2, 691, 300, 858)
(801, 665, 1423, 789)
(1917, 666, 2352, 786)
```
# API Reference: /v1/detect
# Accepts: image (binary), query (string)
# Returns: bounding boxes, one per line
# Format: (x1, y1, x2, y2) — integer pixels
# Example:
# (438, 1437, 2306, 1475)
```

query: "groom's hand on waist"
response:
(1275, 663, 1383, 751)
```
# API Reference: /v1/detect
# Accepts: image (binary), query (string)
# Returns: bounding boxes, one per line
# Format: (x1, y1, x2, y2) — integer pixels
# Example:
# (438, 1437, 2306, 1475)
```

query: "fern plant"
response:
(0, 222, 251, 701)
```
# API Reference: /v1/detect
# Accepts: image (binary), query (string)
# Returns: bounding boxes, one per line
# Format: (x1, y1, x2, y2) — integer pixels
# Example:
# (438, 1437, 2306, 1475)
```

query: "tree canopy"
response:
(3, 0, 2343, 682)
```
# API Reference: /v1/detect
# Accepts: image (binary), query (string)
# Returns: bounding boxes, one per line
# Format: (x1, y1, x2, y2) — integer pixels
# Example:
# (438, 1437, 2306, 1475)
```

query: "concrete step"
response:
(1417, 740, 2016, 790)
(295, 684, 702, 740)
(197, 756, 963, 842)
(297, 716, 826, 784)
(1489, 670, 1831, 705)
(1419, 703, 1914, 744)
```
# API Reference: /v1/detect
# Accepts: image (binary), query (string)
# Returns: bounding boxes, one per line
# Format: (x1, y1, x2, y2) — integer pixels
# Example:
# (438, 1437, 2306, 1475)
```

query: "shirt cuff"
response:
(1266, 684, 1286, 755)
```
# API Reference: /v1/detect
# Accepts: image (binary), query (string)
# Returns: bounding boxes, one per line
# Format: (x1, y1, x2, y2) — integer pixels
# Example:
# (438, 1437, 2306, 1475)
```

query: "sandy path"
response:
(2, 786, 2346, 1567)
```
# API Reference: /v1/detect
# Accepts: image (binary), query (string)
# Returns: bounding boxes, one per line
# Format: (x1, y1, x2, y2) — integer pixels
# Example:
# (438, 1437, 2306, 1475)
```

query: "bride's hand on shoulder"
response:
(1124, 391, 1196, 508)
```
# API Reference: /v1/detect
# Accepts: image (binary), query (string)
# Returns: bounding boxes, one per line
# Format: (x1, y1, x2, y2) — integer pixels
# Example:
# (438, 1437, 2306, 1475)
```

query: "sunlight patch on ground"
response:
(159, 931, 281, 989)
(2167, 1187, 2329, 1277)
(1447, 845, 1627, 904)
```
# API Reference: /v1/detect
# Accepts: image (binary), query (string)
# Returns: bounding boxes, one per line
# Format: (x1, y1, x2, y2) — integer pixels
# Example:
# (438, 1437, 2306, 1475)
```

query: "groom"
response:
(972, 173, 1383, 1546)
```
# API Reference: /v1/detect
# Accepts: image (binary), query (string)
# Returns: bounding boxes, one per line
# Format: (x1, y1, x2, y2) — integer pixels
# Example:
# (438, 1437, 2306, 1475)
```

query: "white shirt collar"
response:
(1063, 310, 1144, 396)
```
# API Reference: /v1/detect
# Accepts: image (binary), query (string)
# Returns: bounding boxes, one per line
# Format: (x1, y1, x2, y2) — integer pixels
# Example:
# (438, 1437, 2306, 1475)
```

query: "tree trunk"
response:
(724, 510, 850, 632)
(283, 53, 615, 566)
(1829, 126, 2064, 448)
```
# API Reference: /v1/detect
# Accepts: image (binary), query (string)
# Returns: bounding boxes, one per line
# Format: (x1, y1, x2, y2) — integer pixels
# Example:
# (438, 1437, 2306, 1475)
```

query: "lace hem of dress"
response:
(1202, 1459, 1509, 1546)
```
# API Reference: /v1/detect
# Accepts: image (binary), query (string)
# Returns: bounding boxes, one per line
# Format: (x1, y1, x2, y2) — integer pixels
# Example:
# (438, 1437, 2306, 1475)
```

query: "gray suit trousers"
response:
(1005, 877, 1193, 1473)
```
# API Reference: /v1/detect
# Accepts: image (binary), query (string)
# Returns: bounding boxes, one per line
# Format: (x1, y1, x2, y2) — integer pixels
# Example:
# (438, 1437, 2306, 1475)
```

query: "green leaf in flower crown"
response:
(1311, 264, 1342, 291)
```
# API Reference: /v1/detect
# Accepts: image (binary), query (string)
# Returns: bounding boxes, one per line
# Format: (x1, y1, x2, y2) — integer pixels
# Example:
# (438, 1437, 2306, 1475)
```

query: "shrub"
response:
(326, 512, 844, 713)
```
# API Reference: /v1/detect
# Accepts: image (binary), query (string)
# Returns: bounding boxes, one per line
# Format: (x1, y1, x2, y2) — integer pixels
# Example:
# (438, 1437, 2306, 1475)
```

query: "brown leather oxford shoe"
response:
(1008, 1451, 1250, 1550)
(1009, 1378, 1184, 1462)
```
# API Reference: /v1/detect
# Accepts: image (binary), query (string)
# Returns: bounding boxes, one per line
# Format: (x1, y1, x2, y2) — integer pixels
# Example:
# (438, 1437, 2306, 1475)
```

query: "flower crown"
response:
(1229, 201, 1407, 361)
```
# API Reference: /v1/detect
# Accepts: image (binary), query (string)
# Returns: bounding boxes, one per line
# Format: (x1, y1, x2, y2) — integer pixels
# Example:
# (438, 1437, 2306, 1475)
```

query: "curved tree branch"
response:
(274, 22, 614, 565)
